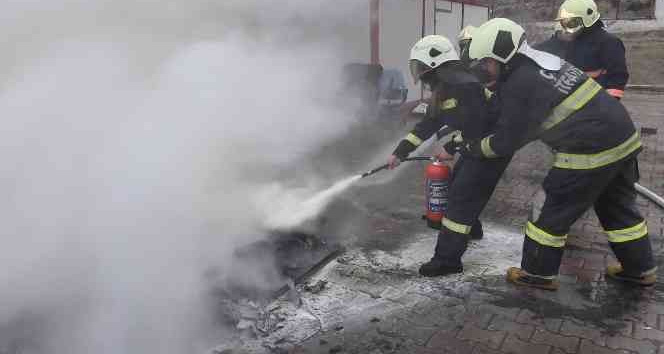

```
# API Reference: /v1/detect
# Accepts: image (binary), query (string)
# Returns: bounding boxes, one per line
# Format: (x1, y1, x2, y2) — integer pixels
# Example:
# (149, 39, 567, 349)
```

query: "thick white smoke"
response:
(0, 1, 372, 353)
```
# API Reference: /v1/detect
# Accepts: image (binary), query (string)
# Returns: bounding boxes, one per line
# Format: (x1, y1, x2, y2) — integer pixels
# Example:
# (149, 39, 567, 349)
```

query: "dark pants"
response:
(523, 156, 655, 277)
(433, 154, 513, 266)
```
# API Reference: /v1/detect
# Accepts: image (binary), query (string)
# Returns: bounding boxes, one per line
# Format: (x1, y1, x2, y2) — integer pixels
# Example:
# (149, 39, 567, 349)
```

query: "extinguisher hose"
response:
(635, 183, 664, 210)
(360, 156, 433, 178)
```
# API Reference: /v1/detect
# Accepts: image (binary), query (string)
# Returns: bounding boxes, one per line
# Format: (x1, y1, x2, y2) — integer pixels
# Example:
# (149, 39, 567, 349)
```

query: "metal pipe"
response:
(370, 0, 380, 65)
(635, 183, 664, 209)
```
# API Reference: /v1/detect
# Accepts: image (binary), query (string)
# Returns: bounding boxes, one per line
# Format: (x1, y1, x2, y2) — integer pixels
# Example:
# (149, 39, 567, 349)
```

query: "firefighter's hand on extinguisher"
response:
(388, 155, 401, 169)
(435, 140, 460, 160)
(434, 147, 455, 161)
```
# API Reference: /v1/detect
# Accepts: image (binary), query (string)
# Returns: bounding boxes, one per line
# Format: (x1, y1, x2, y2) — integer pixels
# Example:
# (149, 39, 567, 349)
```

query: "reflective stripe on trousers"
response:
(525, 221, 567, 248)
(606, 221, 648, 243)
(553, 131, 642, 170)
(442, 217, 472, 235)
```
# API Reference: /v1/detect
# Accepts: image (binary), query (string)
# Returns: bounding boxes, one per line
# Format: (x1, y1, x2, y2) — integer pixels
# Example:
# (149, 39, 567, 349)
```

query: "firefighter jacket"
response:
(535, 22, 628, 99)
(469, 55, 641, 170)
(392, 65, 495, 160)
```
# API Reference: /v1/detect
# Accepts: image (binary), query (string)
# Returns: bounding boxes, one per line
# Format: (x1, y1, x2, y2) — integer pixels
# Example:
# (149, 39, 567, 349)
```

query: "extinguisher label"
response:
(427, 180, 449, 212)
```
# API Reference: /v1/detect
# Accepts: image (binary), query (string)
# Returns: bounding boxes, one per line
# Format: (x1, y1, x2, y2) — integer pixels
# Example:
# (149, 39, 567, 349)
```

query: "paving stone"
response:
(516, 309, 563, 332)
(638, 313, 660, 329)
(644, 303, 664, 315)
(531, 329, 580, 353)
(617, 320, 634, 337)
(426, 330, 474, 353)
(559, 265, 602, 283)
(450, 305, 493, 329)
(390, 324, 439, 346)
(582, 258, 607, 271)
(578, 339, 628, 354)
(414, 347, 440, 354)
(606, 335, 656, 354)
(472, 344, 504, 354)
(560, 321, 606, 346)
(561, 257, 585, 268)
(478, 304, 521, 320)
(635, 326, 664, 342)
(488, 316, 535, 340)
(501, 334, 551, 354)
(559, 274, 579, 284)
(457, 324, 507, 350)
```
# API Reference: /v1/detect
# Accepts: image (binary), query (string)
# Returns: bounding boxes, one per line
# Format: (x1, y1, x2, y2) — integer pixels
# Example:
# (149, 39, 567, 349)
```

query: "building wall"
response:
(381, 0, 425, 100)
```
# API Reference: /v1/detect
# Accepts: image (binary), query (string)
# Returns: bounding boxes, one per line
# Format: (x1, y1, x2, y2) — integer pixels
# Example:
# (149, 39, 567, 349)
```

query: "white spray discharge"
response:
(261, 175, 362, 231)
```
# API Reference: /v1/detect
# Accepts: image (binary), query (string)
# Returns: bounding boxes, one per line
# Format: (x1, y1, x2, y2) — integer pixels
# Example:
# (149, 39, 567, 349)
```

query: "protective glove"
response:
(387, 155, 401, 169)
(442, 133, 467, 155)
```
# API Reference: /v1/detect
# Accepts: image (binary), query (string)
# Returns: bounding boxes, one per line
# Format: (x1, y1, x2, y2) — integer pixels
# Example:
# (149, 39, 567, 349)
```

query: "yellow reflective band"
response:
(540, 78, 603, 132)
(525, 222, 567, 248)
(484, 88, 494, 100)
(553, 131, 642, 170)
(440, 98, 458, 110)
(405, 133, 423, 147)
(442, 218, 472, 234)
(606, 221, 648, 243)
(480, 135, 498, 158)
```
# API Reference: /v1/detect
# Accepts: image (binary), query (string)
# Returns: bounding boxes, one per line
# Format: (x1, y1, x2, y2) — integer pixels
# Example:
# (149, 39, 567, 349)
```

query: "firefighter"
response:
(462, 18, 655, 290)
(458, 25, 476, 65)
(387, 35, 512, 276)
(536, 0, 628, 99)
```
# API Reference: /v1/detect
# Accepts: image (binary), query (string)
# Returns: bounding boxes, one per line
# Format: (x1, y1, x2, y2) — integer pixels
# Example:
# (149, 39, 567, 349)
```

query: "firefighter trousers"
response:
(433, 154, 513, 267)
(523, 156, 655, 278)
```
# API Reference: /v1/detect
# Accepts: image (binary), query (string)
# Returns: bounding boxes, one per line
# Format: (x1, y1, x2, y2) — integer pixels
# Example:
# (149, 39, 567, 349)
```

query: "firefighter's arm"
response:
(391, 98, 458, 159)
(601, 36, 629, 99)
(465, 85, 535, 158)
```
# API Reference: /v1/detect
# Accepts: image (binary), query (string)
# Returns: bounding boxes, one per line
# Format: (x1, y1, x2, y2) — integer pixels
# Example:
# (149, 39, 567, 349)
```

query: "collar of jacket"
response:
(498, 54, 530, 84)
(577, 20, 605, 39)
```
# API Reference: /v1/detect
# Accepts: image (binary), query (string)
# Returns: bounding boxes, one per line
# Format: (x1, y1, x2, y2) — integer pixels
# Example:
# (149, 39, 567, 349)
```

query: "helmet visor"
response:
(559, 17, 583, 33)
(409, 60, 434, 84)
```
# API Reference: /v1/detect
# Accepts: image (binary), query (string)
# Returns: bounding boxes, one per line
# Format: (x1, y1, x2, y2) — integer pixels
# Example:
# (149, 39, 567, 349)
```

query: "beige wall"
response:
(333, 0, 489, 100)
(381, 0, 426, 99)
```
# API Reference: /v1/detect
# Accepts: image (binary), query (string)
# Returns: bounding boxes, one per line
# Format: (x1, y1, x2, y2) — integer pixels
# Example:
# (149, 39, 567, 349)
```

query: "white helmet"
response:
(469, 18, 561, 72)
(556, 0, 600, 33)
(468, 18, 525, 64)
(409, 35, 459, 83)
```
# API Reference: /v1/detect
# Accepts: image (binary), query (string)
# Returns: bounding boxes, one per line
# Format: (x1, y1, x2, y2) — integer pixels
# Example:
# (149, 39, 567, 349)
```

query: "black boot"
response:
(469, 220, 483, 240)
(420, 229, 467, 277)
(419, 258, 463, 277)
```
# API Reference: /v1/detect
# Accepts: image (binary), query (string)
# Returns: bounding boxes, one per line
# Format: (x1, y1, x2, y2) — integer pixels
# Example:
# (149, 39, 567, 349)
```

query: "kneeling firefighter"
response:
(462, 18, 655, 290)
(387, 35, 512, 276)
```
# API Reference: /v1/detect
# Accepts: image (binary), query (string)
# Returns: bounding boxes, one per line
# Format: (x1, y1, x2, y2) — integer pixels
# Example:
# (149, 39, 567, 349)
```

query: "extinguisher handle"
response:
(435, 125, 455, 141)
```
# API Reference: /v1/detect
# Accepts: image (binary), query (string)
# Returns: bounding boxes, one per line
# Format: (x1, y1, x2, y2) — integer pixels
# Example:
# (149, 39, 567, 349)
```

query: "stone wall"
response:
(491, 0, 656, 21)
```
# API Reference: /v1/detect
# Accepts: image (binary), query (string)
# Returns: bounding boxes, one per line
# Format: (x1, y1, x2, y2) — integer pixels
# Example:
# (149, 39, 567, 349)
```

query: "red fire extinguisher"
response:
(424, 160, 451, 229)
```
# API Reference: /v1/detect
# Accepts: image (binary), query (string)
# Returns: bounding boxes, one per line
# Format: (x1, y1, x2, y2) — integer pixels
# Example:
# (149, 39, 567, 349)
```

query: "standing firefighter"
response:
(536, 0, 628, 99)
(388, 35, 511, 276)
(463, 18, 655, 290)
(458, 25, 476, 65)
